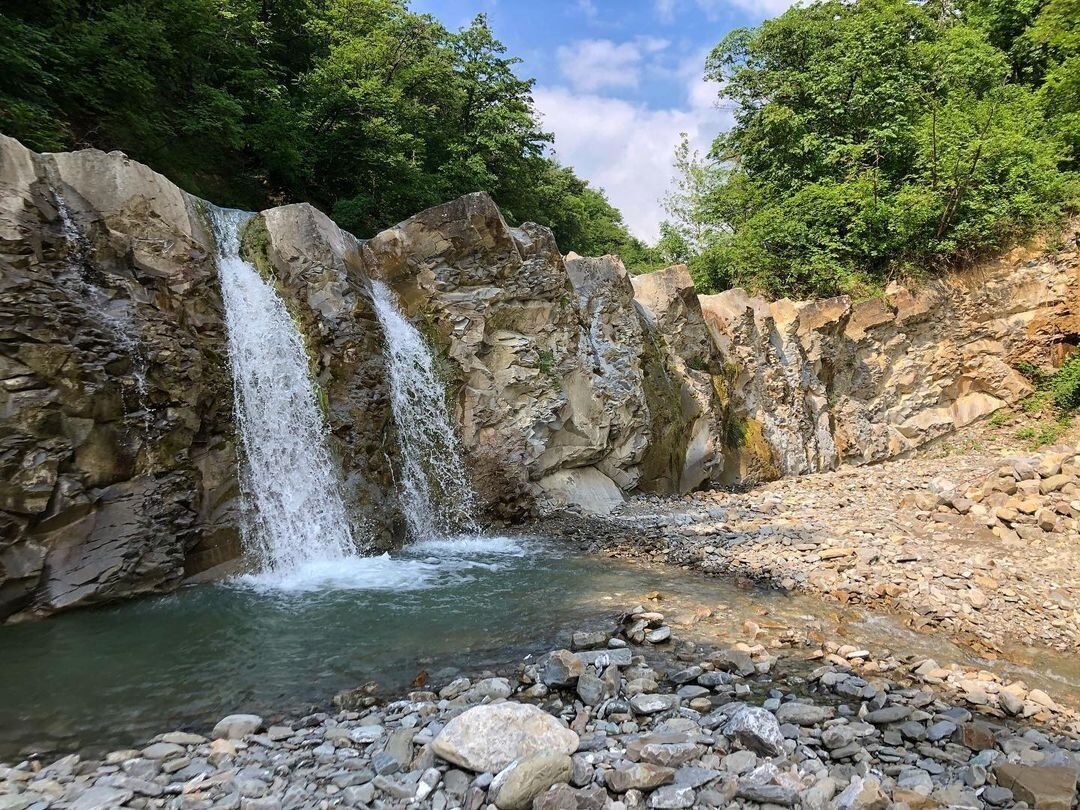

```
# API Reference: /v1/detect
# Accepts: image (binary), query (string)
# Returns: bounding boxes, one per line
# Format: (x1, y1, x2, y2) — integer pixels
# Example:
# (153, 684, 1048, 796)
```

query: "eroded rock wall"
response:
(361, 195, 728, 516)
(700, 234, 1079, 478)
(0, 135, 239, 619)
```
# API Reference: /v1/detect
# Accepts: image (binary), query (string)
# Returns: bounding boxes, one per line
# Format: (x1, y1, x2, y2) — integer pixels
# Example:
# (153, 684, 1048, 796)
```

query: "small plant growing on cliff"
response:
(1052, 356, 1080, 412)
(537, 349, 557, 379)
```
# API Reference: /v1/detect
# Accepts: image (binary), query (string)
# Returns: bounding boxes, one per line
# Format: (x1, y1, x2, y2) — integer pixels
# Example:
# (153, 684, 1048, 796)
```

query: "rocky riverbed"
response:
(575, 441, 1080, 661)
(3, 604, 1079, 810)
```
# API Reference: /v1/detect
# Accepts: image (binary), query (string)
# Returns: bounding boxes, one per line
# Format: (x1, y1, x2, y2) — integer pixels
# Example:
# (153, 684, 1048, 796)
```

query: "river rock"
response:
(994, 763, 1079, 809)
(490, 753, 573, 810)
(541, 650, 585, 687)
(606, 763, 676, 793)
(774, 701, 833, 726)
(630, 694, 680, 714)
(722, 706, 784, 756)
(431, 703, 579, 773)
(212, 714, 263, 740)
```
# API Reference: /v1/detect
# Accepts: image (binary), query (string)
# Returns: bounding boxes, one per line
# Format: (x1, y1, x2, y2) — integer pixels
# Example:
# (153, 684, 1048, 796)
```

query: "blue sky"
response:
(411, 0, 795, 241)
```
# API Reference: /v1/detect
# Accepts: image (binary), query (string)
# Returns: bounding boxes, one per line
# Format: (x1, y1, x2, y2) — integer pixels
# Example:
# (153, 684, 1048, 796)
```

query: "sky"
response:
(411, 0, 796, 242)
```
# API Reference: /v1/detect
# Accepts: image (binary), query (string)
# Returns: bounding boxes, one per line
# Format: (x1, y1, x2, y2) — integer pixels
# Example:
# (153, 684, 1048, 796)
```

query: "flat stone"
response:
(431, 702, 579, 773)
(994, 763, 1078, 810)
(648, 784, 696, 808)
(630, 693, 680, 714)
(774, 702, 833, 726)
(70, 786, 134, 810)
(864, 705, 911, 724)
(491, 753, 573, 810)
(142, 742, 185, 760)
(606, 762, 675, 793)
(674, 766, 722, 788)
(212, 714, 263, 740)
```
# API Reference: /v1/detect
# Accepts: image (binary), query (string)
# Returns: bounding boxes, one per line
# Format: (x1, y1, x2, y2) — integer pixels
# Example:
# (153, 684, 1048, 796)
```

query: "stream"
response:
(4, 533, 1080, 760)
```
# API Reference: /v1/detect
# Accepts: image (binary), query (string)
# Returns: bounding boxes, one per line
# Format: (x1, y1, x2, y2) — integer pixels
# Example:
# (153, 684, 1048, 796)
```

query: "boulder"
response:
(431, 703, 579, 773)
(212, 714, 263, 740)
(722, 706, 785, 757)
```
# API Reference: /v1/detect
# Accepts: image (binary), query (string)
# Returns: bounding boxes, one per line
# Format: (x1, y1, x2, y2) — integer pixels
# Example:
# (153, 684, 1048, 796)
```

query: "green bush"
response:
(658, 0, 1080, 299)
(1053, 355, 1080, 411)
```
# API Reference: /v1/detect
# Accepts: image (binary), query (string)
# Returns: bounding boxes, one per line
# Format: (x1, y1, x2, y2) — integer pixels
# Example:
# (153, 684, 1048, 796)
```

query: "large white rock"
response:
(538, 467, 625, 515)
(431, 702, 579, 773)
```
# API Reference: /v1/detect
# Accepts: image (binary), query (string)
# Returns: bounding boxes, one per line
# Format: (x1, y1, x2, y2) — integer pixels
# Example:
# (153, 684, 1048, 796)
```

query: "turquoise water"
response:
(3, 534, 1078, 761)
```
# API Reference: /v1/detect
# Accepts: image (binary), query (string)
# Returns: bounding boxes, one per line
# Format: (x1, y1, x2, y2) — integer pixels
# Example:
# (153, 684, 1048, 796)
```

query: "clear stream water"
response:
(4, 536, 1080, 760)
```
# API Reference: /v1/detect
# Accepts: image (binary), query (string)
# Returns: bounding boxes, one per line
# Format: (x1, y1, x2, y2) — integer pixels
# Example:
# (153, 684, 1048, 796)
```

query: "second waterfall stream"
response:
(370, 279, 479, 539)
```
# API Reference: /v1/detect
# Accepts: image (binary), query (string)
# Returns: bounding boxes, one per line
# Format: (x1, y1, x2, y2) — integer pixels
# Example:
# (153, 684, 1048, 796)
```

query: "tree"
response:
(0, 1, 641, 255)
(666, 0, 1077, 298)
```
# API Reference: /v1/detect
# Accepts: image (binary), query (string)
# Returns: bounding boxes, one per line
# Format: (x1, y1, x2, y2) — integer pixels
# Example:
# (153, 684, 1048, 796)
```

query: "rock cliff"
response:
(1, 134, 1076, 619)
(701, 239, 1078, 478)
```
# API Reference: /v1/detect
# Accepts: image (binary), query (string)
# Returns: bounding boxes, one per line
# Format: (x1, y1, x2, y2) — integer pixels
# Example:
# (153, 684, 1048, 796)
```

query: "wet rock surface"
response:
(3, 614, 1079, 809)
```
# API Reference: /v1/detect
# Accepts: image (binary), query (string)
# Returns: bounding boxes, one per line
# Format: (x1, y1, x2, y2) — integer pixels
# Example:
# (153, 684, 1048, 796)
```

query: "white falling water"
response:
(370, 279, 478, 539)
(208, 206, 359, 576)
(46, 163, 151, 422)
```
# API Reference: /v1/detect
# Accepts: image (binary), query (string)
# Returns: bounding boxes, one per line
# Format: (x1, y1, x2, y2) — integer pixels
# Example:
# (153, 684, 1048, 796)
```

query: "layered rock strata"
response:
(701, 237, 1078, 477)
(2, 132, 1076, 619)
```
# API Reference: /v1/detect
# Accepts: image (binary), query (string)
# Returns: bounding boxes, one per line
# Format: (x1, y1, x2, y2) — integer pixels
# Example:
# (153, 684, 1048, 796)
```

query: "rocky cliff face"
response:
(701, 238, 1078, 478)
(2, 134, 1075, 620)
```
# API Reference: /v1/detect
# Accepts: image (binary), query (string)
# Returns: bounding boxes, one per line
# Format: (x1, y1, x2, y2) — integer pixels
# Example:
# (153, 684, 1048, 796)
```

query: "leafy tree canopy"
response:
(0, 0, 645, 259)
(661, 0, 1079, 298)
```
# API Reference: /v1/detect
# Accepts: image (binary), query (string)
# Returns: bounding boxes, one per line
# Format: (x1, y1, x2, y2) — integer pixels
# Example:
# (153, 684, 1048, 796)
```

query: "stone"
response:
(630, 694, 680, 714)
(606, 763, 675, 793)
(722, 706, 785, 757)
(864, 705, 910, 724)
(647, 784, 696, 808)
(541, 650, 585, 687)
(212, 714, 263, 740)
(994, 763, 1078, 810)
(834, 774, 888, 809)
(70, 786, 134, 810)
(533, 784, 608, 810)
(431, 702, 579, 773)
(490, 753, 573, 810)
(774, 702, 833, 726)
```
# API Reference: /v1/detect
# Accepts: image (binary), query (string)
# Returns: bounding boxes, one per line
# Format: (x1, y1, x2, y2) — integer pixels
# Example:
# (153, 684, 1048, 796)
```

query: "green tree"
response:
(669, 0, 1077, 298)
(0, 0, 641, 256)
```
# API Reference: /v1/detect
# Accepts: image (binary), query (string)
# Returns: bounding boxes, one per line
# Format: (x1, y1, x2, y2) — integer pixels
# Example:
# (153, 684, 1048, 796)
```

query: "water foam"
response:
(210, 206, 360, 576)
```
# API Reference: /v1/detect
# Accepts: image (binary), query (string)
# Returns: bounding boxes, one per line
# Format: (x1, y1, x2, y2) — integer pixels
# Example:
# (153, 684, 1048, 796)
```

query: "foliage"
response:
(0, 0, 639, 256)
(1052, 355, 1080, 410)
(659, 0, 1079, 298)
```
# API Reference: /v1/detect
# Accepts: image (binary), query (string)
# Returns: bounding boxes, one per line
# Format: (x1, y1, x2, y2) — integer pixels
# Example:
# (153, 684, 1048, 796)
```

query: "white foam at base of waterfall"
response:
(232, 534, 529, 593)
(209, 206, 360, 578)
(370, 279, 479, 540)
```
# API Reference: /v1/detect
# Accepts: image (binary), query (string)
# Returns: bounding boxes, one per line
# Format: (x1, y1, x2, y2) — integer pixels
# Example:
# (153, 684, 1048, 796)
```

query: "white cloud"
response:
(576, 0, 598, 18)
(535, 76, 731, 243)
(656, 0, 799, 21)
(556, 37, 671, 93)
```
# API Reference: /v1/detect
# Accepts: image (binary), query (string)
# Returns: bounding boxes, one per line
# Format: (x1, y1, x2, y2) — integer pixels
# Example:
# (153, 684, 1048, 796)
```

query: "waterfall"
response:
(208, 206, 359, 575)
(370, 280, 478, 539)
(45, 163, 151, 424)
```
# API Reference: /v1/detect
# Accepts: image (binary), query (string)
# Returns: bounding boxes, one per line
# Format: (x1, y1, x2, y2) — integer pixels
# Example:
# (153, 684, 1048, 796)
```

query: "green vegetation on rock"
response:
(0, 0, 644, 258)
(660, 0, 1080, 298)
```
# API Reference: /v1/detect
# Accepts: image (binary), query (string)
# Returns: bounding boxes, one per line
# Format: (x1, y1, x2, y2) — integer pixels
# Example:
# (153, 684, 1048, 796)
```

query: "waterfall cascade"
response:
(370, 279, 478, 539)
(46, 163, 150, 408)
(209, 206, 359, 575)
